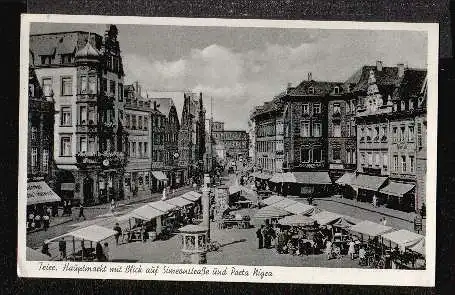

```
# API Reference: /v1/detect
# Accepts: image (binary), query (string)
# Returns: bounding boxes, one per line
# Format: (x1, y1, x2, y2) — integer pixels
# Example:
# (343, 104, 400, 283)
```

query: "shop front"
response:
(151, 171, 168, 192)
(351, 174, 387, 204)
(379, 181, 416, 212)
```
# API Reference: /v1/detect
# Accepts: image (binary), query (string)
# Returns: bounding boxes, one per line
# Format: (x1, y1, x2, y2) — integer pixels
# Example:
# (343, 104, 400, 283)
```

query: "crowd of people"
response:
(26, 203, 58, 232)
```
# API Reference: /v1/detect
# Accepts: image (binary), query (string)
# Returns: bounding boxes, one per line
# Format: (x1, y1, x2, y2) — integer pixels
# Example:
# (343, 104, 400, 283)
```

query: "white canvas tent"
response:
(311, 211, 343, 225)
(381, 229, 424, 250)
(262, 195, 285, 206)
(283, 202, 315, 215)
(349, 220, 394, 239)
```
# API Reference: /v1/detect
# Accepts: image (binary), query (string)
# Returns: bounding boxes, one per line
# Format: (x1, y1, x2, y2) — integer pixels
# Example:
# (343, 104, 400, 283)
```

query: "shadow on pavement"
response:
(220, 238, 247, 248)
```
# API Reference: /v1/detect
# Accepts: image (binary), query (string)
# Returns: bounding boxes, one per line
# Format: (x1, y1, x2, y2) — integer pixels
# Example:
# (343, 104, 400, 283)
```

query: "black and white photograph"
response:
(18, 14, 438, 285)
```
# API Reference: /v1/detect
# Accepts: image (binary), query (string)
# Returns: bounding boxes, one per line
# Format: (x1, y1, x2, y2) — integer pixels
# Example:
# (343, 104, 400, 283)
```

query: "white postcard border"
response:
(18, 14, 438, 286)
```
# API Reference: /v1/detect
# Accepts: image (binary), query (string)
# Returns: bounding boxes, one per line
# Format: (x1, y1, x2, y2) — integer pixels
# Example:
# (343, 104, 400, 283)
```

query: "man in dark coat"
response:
(256, 225, 264, 249)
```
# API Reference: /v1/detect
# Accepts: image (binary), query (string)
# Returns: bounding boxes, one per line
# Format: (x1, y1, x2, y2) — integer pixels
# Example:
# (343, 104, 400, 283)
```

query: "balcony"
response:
(75, 151, 127, 168)
(76, 123, 98, 133)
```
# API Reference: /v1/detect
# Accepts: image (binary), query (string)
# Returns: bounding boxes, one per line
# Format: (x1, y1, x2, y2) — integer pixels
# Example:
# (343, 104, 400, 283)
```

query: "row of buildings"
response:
(250, 61, 427, 213)
(27, 25, 207, 205)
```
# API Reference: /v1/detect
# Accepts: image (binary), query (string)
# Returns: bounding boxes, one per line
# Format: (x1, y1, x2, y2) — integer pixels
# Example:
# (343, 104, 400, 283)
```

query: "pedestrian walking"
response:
(256, 225, 264, 249)
(103, 242, 110, 261)
(113, 222, 122, 246)
(58, 238, 66, 260)
(41, 242, 51, 257)
(78, 202, 86, 221)
(161, 187, 167, 201)
(382, 217, 387, 226)
(358, 246, 366, 266)
(325, 240, 332, 260)
(348, 239, 356, 260)
(110, 199, 115, 212)
(42, 213, 50, 231)
(95, 242, 104, 261)
(372, 195, 377, 207)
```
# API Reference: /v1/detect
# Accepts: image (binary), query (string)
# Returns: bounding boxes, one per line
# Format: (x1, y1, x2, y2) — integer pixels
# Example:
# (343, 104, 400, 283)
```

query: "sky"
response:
(30, 22, 428, 130)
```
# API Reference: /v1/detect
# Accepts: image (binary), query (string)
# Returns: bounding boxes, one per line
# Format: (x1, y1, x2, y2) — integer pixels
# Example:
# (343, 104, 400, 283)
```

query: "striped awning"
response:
(253, 205, 290, 220)
(336, 172, 356, 185)
(151, 171, 168, 181)
(352, 174, 387, 191)
(380, 182, 415, 197)
(27, 181, 61, 205)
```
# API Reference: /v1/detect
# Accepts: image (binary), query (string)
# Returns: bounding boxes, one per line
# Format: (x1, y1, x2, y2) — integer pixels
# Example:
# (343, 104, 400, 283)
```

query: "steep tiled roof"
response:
(392, 69, 427, 100)
(288, 80, 345, 96)
(345, 66, 399, 93)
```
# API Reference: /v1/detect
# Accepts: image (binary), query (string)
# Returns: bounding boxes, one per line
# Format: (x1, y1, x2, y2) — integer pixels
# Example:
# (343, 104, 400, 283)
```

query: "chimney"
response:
(376, 60, 383, 71)
(397, 63, 405, 78)
(308, 72, 313, 81)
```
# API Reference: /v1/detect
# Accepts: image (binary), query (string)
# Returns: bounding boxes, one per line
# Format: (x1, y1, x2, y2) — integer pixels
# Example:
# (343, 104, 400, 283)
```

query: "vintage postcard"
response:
(18, 14, 437, 286)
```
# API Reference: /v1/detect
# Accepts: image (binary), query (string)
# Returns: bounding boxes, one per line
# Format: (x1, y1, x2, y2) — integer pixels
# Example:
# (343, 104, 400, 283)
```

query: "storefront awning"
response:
(311, 211, 343, 225)
(349, 220, 393, 238)
(380, 182, 415, 197)
(253, 205, 290, 220)
(352, 174, 387, 191)
(283, 202, 315, 215)
(335, 172, 356, 185)
(151, 171, 168, 181)
(269, 172, 296, 183)
(45, 225, 117, 244)
(381, 229, 424, 249)
(27, 181, 61, 205)
(147, 200, 177, 213)
(117, 205, 165, 222)
(293, 172, 332, 185)
(165, 196, 193, 208)
(262, 195, 285, 206)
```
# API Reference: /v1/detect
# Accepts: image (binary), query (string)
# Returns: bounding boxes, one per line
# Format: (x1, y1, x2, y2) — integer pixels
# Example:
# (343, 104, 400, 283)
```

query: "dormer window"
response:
(334, 86, 340, 94)
(40, 55, 52, 65)
(60, 54, 73, 64)
(308, 87, 315, 94)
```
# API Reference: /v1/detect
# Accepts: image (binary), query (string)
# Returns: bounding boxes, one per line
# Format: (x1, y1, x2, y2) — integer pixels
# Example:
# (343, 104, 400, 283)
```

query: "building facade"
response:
(30, 25, 128, 205)
(28, 57, 55, 183)
(178, 92, 206, 184)
(123, 82, 152, 195)
(150, 97, 184, 188)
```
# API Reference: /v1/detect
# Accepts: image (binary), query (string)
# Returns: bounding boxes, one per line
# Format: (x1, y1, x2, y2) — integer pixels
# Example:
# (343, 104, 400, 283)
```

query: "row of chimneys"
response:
(286, 62, 406, 90)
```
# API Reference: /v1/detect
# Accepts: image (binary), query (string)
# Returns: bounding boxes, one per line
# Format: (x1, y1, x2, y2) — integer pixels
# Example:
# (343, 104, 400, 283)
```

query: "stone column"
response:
(201, 185, 210, 242)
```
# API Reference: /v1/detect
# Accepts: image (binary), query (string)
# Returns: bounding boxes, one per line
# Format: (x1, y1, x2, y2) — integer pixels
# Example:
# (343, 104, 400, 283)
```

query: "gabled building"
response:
(178, 92, 206, 185)
(149, 97, 184, 188)
(29, 25, 128, 204)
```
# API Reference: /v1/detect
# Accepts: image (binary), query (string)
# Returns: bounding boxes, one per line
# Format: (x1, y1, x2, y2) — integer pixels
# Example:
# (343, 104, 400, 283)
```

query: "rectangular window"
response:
(301, 121, 310, 137)
(381, 126, 388, 142)
(132, 115, 137, 129)
(374, 126, 380, 141)
(125, 114, 130, 128)
(360, 127, 365, 141)
(352, 150, 356, 164)
(375, 153, 380, 166)
(118, 83, 123, 101)
(313, 103, 321, 114)
(383, 153, 388, 167)
(88, 76, 97, 94)
(409, 99, 414, 110)
(110, 80, 116, 95)
(144, 116, 148, 130)
(31, 147, 38, 171)
(302, 104, 309, 115)
(347, 149, 351, 164)
(360, 153, 365, 165)
(333, 148, 340, 161)
(138, 142, 143, 157)
(80, 76, 88, 93)
(102, 78, 107, 92)
(368, 153, 373, 165)
(61, 77, 72, 96)
(408, 125, 415, 142)
(31, 126, 37, 141)
(401, 155, 407, 172)
(409, 155, 415, 172)
(42, 149, 49, 173)
(61, 136, 71, 156)
(79, 106, 87, 125)
(400, 126, 406, 142)
(313, 148, 322, 162)
(393, 155, 398, 171)
(313, 122, 322, 137)
(333, 122, 341, 137)
(417, 122, 423, 149)
(79, 137, 87, 152)
(88, 107, 95, 125)
(393, 127, 398, 142)
(366, 128, 372, 142)
(333, 103, 341, 114)
(61, 107, 72, 126)
(132, 142, 136, 157)
(301, 148, 310, 163)
(144, 142, 148, 157)
(138, 116, 143, 129)
(88, 138, 95, 153)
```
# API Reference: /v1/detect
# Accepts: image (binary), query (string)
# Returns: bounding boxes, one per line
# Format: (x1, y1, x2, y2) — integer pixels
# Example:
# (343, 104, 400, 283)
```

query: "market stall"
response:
(262, 195, 285, 206)
(45, 225, 117, 261)
(117, 205, 166, 242)
(380, 229, 424, 250)
(253, 205, 291, 224)
(282, 202, 315, 215)
(271, 198, 298, 209)
(380, 230, 425, 269)
(349, 220, 394, 241)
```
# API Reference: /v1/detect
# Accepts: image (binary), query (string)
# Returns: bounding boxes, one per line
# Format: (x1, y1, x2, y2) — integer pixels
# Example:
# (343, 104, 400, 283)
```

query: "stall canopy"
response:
(228, 185, 243, 195)
(46, 225, 117, 244)
(335, 172, 356, 186)
(151, 171, 168, 181)
(147, 200, 177, 213)
(349, 220, 393, 238)
(352, 174, 387, 191)
(311, 211, 343, 225)
(262, 195, 285, 206)
(408, 238, 425, 256)
(271, 198, 298, 209)
(283, 202, 315, 215)
(165, 196, 193, 208)
(253, 205, 290, 220)
(270, 172, 296, 183)
(278, 215, 315, 227)
(26, 247, 51, 261)
(380, 182, 415, 197)
(181, 191, 201, 202)
(117, 205, 165, 221)
(381, 229, 424, 249)
(293, 172, 332, 185)
(333, 215, 361, 229)
(27, 181, 61, 205)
